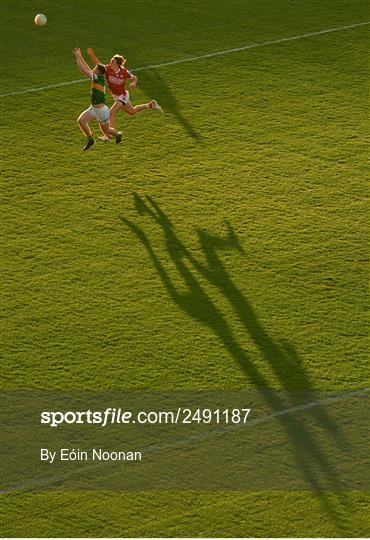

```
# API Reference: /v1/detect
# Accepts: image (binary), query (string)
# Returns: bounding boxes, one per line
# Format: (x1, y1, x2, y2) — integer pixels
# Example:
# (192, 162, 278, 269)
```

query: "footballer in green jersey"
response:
(73, 48, 122, 151)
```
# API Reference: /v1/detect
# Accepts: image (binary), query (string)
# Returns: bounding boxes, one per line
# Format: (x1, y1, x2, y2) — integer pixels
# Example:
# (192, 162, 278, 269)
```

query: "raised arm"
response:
(73, 48, 93, 78)
(87, 47, 103, 66)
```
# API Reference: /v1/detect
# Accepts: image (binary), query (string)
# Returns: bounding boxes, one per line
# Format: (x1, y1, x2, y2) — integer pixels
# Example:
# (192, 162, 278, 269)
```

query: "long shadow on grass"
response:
(121, 194, 355, 534)
(136, 69, 202, 141)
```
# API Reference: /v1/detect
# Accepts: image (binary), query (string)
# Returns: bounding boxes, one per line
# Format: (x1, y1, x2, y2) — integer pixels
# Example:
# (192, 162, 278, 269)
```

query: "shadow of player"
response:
(121, 193, 356, 533)
(136, 68, 202, 141)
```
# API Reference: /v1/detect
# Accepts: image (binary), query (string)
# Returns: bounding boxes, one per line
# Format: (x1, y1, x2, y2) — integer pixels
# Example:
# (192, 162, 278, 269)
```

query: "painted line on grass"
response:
(1, 20, 369, 98)
(1, 386, 368, 493)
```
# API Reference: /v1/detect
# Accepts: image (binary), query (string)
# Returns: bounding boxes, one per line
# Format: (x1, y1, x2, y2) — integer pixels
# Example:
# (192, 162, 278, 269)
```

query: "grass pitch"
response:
(1, 0, 369, 536)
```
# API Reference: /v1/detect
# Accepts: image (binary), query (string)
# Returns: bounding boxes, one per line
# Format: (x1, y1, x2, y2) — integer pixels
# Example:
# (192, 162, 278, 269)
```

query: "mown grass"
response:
(1, 0, 369, 536)
(1, 492, 370, 537)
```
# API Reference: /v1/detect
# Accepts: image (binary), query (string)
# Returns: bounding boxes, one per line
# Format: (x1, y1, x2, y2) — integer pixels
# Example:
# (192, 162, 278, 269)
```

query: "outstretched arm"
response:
(73, 48, 93, 78)
(87, 47, 103, 66)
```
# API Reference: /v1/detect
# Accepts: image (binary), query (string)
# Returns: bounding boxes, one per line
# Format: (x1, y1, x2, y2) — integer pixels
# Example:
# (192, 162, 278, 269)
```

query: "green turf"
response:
(1, 0, 369, 536)
(1, 492, 369, 537)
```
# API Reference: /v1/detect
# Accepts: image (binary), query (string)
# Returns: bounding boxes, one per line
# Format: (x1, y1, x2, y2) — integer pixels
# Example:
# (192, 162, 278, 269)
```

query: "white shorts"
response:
(112, 91, 130, 105)
(85, 104, 110, 124)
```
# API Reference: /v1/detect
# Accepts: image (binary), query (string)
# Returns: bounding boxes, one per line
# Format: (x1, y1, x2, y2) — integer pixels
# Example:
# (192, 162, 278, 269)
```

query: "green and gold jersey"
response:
(91, 73, 105, 105)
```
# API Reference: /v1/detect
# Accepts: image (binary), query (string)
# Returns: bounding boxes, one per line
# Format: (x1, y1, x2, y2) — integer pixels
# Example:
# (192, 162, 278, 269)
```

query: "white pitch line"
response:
(1, 20, 369, 98)
(1, 387, 368, 493)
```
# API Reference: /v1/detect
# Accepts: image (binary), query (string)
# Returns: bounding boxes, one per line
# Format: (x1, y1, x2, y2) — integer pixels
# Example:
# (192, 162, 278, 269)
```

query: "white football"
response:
(34, 14, 47, 26)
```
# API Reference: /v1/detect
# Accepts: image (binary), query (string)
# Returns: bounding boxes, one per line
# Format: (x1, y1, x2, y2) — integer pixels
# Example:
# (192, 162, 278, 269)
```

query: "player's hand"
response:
(87, 47, 94, 56)
(73, 47, 81, 55)
(129, 81, 137, 89)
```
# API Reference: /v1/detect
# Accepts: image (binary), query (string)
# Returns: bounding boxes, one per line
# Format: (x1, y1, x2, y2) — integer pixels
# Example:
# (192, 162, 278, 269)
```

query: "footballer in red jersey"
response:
(104, 62, 134, 101)
(87, 48, 163, 141)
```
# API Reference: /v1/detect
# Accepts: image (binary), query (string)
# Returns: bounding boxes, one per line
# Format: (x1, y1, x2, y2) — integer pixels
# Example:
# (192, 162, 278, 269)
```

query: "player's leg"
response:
(100, 121, 123, 144)
(109, 100, 123, 127)
(123, 99, 163, 115)
(99, 100, 123, 142)
(77, 109, 94, 136)
(97, 106, 122, 144)
(77, 108, 96, 151)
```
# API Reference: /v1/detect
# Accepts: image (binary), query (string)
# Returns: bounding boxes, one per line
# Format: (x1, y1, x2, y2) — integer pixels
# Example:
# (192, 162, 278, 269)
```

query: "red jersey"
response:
(104, 64, 133, 96)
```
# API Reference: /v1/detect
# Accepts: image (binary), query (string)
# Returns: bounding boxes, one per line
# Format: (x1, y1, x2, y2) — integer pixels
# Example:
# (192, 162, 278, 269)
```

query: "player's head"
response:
(94, 64, 106, 75)
(110, 54, 126, 69)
